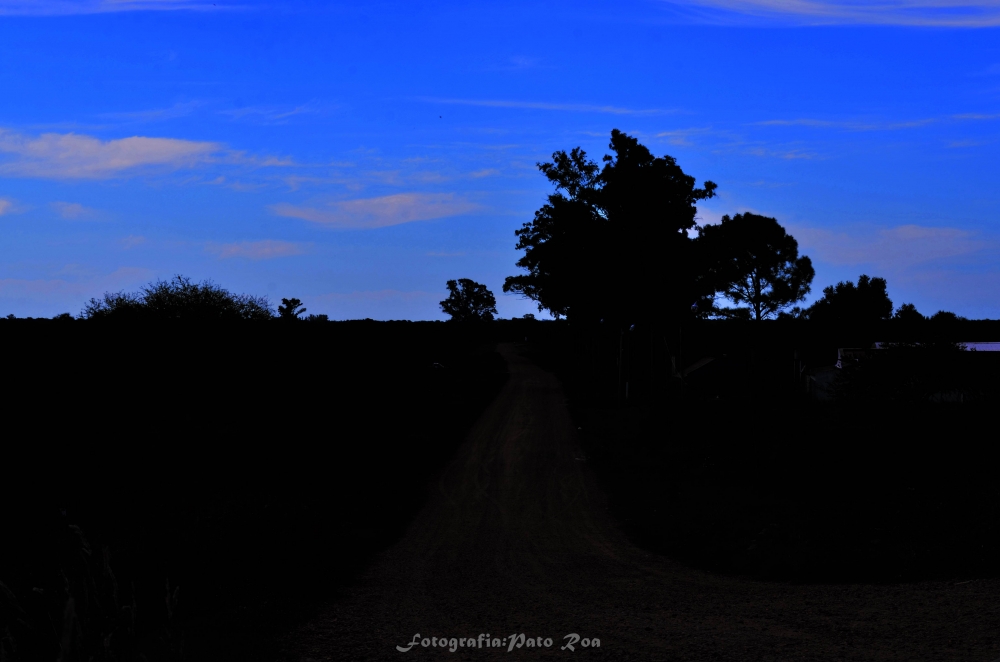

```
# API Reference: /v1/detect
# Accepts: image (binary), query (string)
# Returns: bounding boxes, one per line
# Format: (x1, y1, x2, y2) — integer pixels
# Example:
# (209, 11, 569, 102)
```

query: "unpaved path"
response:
(283, 344, 999, 661)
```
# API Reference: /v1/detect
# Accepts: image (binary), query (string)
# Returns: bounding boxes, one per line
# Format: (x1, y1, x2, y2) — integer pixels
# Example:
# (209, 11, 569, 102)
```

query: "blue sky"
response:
(1, 1, 999, 319)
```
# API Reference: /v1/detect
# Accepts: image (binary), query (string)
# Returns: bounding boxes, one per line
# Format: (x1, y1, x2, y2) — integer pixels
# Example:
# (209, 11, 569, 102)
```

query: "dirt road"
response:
(283, 344, 999, 661)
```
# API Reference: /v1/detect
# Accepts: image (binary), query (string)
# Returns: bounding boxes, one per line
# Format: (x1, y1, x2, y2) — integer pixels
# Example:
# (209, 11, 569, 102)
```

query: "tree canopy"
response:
(893, 302, 925, 322)
(440, 279, 498, 322)
(503, 130, 717, 325)
(803, 274, 893, 323)
(83, 276, 274, 321)
(696, 213, 814, 321)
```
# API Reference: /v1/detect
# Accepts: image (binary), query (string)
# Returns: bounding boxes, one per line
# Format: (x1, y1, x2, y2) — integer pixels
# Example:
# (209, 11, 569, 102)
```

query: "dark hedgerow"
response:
(82, 276, 274, 321)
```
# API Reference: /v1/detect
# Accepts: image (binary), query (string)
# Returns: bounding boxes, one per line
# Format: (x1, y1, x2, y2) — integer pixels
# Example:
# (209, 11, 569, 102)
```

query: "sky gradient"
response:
(1, 0, 999, 319)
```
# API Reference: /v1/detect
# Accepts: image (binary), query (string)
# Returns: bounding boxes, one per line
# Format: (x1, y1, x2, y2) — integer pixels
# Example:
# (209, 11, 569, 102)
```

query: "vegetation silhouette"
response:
(83, 275, 273, 321)
(696, 212, 814, 321)
(802, 274, 893, 323)
(893, 302, 925, 322)
(278, 297, 307, 320)
(440, 278, 497, 322)
(503, 130, 717, 325)
(929, 309, 966, 322)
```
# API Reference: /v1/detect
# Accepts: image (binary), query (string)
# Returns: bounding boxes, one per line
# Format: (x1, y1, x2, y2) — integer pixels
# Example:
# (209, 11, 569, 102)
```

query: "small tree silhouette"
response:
(278, 297, 307, 320)
(440, 279, 497, 322)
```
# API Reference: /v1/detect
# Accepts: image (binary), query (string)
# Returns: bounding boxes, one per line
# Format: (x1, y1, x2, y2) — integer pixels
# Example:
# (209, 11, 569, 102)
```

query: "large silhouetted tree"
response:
(696, 213, 814, 321)
(503, 130, 717, 324)
(803, 275, 893, 323)
(440, 279, 497, 322)
(83, 275, 274, 320)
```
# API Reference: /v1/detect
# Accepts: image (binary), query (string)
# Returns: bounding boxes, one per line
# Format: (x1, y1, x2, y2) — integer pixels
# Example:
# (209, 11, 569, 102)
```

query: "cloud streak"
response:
(0, 198, 12, 216)
(0, 128, 292, 179)
(676, 0, 1000, 27)
(0, 0, 229, 15)
(756, 113, 1000, 132)
(0, 129, 220, 179)
(99, 100, 205, 123)
(51, 202, 97, 219)
(416, 97, 674, 116)
(792, 224, 988, 269)
(756, 117, 938, 131)
(272, 193, 480, 229)
(209, 240, 307, 260)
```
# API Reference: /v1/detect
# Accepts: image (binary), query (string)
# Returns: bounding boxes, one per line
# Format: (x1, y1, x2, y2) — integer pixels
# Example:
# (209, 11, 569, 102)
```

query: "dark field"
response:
(3, 318, 999, 661)
(526, 320, 1000, 584)
(1, 320, 507, 662)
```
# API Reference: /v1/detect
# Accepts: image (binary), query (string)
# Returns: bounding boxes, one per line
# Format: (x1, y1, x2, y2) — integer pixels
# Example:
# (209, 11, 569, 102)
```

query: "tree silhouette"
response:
(503, 129, 716, 324)
(803, 274, 892, 323)
(696, 213, 814, 321)
(929, 310, 965, 322)
(83, 275, 273, 320)
(278, 297, 307, 320)
(893, 303, 925, 322)
(440, 279, 497, 322)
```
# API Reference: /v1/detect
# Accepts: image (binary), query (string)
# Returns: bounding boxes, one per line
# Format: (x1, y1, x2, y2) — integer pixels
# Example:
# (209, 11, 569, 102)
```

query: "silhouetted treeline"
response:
(502, 131, 823, 326)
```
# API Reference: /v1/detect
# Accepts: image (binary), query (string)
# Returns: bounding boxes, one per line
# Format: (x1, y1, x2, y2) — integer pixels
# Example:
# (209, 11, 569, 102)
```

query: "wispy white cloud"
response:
(756, 117, 938, 131)
(272, 193, 480, 229)
(745, 146, 820, 159)
(0, 198, 12, 216)
(952, 112, 1000, 121)
(674, 0, 1000, 27)
(416, 97, 675, 116)
(209, 240, 307, 260)
(51, 201, 97, 219)
(219, 103, 324, 125)
(0, 128, 292, 179)
(656, 127, 716, 147)
(792, 224, 988, 269)
(0, 0, 230, 16)
(0, 129, 220, 179)
(99, 100, 205, 123)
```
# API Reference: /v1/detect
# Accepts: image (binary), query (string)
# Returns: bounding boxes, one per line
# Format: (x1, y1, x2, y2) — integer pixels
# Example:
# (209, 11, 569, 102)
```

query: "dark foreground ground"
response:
(282, 344, 1000, 662)
(4, 320, 998, 661)
(1, 321, 507, 662)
